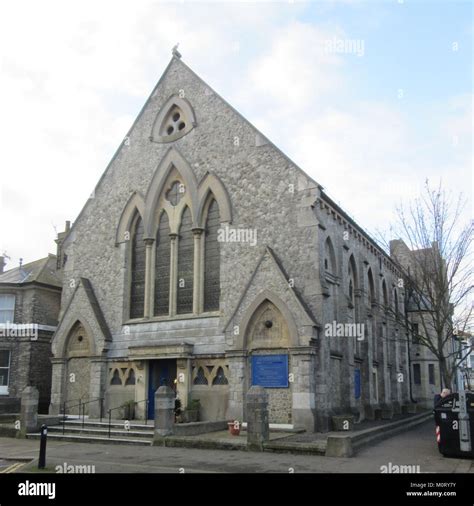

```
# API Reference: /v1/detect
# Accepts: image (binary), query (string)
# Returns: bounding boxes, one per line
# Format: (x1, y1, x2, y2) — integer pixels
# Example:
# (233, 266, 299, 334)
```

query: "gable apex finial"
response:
(172, 44, 182, 59)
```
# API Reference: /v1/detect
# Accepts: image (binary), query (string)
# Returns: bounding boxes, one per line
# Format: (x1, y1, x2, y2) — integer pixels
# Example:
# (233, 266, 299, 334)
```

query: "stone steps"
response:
(48, 425, 154, 438)
(26, 418, 155, 446)
(60, 419, 153, 430)
(26, 432, 152, 446)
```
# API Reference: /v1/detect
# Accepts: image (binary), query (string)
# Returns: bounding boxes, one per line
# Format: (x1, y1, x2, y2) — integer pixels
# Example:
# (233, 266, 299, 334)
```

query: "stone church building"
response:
(49, 52, 413, 431)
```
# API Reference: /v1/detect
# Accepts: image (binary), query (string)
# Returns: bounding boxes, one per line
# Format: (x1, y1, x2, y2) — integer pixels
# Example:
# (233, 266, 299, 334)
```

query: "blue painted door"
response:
(147, 360, 177, 419)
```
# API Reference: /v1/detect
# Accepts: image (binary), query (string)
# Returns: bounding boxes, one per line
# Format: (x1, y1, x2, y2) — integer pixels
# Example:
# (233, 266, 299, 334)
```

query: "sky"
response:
(0, 0, 472, 269)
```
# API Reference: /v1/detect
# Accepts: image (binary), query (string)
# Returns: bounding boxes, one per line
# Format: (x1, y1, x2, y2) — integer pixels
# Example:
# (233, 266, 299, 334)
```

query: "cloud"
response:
(0, 1, 471, 269)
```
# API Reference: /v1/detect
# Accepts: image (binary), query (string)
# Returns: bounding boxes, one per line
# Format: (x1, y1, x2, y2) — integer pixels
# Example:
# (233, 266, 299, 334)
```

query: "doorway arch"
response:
(245, 298, 292, 424)
(64, 321, 92, 414)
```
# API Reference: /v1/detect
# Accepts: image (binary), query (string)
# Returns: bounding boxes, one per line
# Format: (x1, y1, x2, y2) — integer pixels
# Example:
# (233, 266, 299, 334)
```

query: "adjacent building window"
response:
(413, 363, 421, 385)
(0, 294, 15, 324)
(0, 350, 11, 395)
(428, 364, 435, 385)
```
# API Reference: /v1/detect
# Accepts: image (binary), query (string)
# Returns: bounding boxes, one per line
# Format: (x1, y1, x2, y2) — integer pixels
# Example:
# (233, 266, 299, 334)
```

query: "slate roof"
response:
(0, 254, 62, 288)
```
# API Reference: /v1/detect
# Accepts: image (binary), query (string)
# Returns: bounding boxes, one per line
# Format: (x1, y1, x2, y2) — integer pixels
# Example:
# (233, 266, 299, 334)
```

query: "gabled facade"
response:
(49, 54, 412, 430)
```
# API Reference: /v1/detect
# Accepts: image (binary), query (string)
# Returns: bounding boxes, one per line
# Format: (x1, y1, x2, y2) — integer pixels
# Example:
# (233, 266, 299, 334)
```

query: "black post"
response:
(99, 398, 103, 423)
(62, 402, 66, 435)
(82, 403, 85, 429)
(38, 425, 47, 469)
(108, 410, 111, 438)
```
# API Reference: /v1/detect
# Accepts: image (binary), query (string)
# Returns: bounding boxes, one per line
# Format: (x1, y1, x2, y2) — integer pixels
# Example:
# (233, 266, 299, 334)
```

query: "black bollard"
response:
(38, 424, 47, 469)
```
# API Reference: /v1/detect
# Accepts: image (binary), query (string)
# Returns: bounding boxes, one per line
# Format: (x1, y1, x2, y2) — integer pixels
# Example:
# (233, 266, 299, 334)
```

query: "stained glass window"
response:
(212, 366, 228, 385)
(154, 212, 171, 316)
(193, 367, 208, 385)
(177, 207, 194, 314)
(203, 199, 220, 312)
(110, 369, 122, 385)
(130, 215, 145, 319)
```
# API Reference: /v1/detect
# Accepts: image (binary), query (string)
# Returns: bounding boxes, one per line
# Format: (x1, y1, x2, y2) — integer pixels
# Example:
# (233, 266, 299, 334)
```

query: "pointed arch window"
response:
(382, 279, 389, 313)
(125, 369, 136, 386)
(212, 366, 228, 385)
(193, 366, 208, 385)
(367, 268, 375, 306)
(393, 289, 399, 317)
(324, 237, 336, 274)
(110, 369, 122, 386)
(154, 211, 171, 316)
(177, 207, 194, 314)
(348, 256, 357, 305)
(130, 215, 145, 319)
(203, 199, 220, 312)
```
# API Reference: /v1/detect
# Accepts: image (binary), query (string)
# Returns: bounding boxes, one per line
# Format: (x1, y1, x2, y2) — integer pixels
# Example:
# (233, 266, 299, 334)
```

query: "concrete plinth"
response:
(20, 386, 39, 436)
(154, 386, 175, 438)
(325, 435, 353, 457)
(246, 386, 269, 451)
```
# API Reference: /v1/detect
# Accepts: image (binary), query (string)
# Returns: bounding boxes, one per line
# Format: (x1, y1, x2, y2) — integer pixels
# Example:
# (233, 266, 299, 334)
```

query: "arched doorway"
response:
(65, 322, 91, 415)
(246, 300, 292, 424)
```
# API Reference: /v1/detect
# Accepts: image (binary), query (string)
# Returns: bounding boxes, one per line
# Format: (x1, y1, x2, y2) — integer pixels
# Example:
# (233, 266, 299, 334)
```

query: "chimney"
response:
(0, 256, 5, 274)
(55, 220, 71, 270)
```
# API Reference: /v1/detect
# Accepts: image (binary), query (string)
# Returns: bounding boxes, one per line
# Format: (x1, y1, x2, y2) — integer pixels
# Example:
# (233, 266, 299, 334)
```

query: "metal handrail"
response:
(61, 397, 104, 434)
(60, 398, 82, 413)
(107, 398, 149, 438)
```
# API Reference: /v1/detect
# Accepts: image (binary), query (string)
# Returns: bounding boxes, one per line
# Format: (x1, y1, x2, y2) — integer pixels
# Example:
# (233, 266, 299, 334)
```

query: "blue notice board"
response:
(251, 354, 289, 388)
(354, 369, 361, 400)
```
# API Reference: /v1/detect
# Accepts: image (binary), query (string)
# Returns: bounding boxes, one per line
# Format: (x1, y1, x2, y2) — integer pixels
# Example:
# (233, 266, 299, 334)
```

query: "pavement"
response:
(0, 420, 472, 473)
